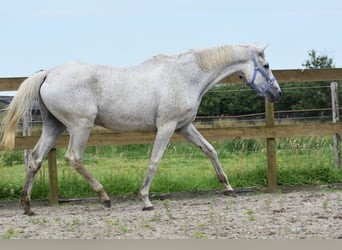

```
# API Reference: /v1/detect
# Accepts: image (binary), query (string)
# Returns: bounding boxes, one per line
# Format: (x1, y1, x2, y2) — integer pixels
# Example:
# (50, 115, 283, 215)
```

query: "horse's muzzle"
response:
(266, 88, 282, 103)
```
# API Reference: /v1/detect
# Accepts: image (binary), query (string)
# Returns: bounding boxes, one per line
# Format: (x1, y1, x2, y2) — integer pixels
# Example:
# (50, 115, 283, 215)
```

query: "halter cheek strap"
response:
(247, 54, 276, 96)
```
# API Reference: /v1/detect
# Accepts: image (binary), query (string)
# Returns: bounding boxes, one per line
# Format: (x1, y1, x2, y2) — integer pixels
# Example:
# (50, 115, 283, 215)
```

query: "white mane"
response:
(193, 45, 250, 71)
(144, 45, 251, 71)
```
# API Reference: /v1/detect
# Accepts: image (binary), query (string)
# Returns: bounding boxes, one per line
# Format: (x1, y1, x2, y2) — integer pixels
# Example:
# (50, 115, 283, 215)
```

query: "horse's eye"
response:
(264, 63, 269, 69)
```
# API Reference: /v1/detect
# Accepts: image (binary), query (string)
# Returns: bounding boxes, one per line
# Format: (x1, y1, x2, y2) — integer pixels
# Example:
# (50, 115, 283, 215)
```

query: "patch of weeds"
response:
(118, 224, 131, 234)
(150, 212, 162, 222)
(72, 218, 81, 226)
(208, 204, 216, 224)
(142, 223, 156, 231)
(322, 199, 329, 211)
(67, 226, 77, 233)
(28, 217, 49, 225)
(53, 217, 61, 223)
(163, 199, 175, 220)
(181, 213, 191, 237)
(247, 209, 256, 221)
(2, 228, 24, 239)
(91, 232, 101, 239)
(193, 230, 208, 239)
(2, 229, 16, 239)
(106, 219, 132, 234)
(67, 217, 82, 233)
(191, 223, 209, 239)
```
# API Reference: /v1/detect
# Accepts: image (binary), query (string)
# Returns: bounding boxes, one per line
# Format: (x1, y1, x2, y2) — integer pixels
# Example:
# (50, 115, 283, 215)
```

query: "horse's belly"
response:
(95, 113, 157, 132)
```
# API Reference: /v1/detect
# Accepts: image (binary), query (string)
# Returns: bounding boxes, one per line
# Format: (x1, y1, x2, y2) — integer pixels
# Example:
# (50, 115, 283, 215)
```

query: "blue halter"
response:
(247, 53, 276, 96)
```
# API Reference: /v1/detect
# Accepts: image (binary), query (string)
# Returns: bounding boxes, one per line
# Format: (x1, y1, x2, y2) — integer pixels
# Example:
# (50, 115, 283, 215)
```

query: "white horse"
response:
(0, 45, 281, 215)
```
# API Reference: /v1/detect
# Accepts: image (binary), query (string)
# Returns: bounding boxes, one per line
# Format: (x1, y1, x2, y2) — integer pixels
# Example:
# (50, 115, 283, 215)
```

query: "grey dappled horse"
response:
(0, 45, 281, 215)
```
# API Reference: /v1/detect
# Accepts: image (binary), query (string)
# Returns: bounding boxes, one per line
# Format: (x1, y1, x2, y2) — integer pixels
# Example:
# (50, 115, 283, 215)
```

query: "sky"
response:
(1, 0, 341, 77)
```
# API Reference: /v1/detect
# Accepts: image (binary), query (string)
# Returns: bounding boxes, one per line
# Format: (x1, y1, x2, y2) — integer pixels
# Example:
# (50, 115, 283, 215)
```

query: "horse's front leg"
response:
(139, 122, 177, 211)
(178, 124, 236, 196)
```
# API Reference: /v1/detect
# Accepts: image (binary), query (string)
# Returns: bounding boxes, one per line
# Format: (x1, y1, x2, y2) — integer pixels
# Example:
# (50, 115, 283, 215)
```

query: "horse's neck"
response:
(187, 45, 250, 96)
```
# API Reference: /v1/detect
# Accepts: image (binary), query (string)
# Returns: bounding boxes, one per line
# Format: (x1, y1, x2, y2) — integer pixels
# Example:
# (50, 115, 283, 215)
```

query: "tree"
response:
(302, 49, 335, 69)
(276, 49, 336, 117)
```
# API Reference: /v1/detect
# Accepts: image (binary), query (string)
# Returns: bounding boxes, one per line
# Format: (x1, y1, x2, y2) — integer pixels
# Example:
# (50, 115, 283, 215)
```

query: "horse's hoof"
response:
(223, 190, 237, 197)
(24, 210, 35, 216)
(23, 204, 35, 216)
(142, 206, 154, 211)
(103, 200, 111, 208)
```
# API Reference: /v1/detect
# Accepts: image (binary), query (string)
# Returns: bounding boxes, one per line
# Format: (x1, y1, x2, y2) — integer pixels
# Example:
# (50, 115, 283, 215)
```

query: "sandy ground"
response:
(0, 187, 341, 239)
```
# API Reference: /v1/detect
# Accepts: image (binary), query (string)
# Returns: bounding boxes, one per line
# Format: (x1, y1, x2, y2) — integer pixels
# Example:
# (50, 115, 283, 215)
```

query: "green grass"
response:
(1, 137, 342, 200)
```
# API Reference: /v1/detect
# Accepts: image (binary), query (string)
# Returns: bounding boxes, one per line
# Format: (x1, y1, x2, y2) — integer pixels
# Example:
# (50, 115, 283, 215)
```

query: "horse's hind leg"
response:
(64, 127, 111, 207)
(21, 117, 66, 215)
(178, 124, 235, 195)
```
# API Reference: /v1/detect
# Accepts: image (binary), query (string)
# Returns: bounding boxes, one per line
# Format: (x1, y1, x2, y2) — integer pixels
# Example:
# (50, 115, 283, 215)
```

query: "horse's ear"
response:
(261, 43, 269, 52)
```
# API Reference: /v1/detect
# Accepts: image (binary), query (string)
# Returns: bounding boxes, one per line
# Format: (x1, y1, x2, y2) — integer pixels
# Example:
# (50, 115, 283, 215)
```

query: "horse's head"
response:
(239, 46, 282, 103)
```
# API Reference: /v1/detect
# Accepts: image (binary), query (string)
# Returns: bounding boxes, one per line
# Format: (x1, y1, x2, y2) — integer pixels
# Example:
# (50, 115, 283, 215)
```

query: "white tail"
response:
(0, 71, 47, 150)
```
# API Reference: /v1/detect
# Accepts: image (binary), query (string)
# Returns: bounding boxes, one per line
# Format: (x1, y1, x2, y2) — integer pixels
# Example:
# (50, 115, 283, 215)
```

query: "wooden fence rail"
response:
(1, 68, 342, 205)
(9, 123, 342, 149)
(1, 68, 342, 90)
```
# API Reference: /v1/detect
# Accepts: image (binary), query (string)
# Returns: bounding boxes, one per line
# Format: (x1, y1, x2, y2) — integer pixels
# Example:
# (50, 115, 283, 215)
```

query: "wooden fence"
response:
(1, 68, 342, 205)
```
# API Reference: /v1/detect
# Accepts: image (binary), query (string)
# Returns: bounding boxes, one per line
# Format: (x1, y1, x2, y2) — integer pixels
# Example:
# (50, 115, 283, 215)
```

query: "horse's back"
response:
(39, 61, 191, 131)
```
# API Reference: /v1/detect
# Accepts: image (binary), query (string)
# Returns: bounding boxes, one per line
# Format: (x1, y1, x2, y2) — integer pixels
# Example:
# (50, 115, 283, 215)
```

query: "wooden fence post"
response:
(265, 100, 277, 193)
(331, 82, 341, 168)
(48, 148, 59, 205)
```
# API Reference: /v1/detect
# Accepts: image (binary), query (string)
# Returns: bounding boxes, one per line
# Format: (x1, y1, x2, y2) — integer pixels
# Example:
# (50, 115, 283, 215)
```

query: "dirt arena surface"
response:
(0, 186, 341, 239)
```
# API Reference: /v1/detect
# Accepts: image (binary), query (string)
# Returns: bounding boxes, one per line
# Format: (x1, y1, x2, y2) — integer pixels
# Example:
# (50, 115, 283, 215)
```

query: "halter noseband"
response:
(247, 53, 276, 97)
